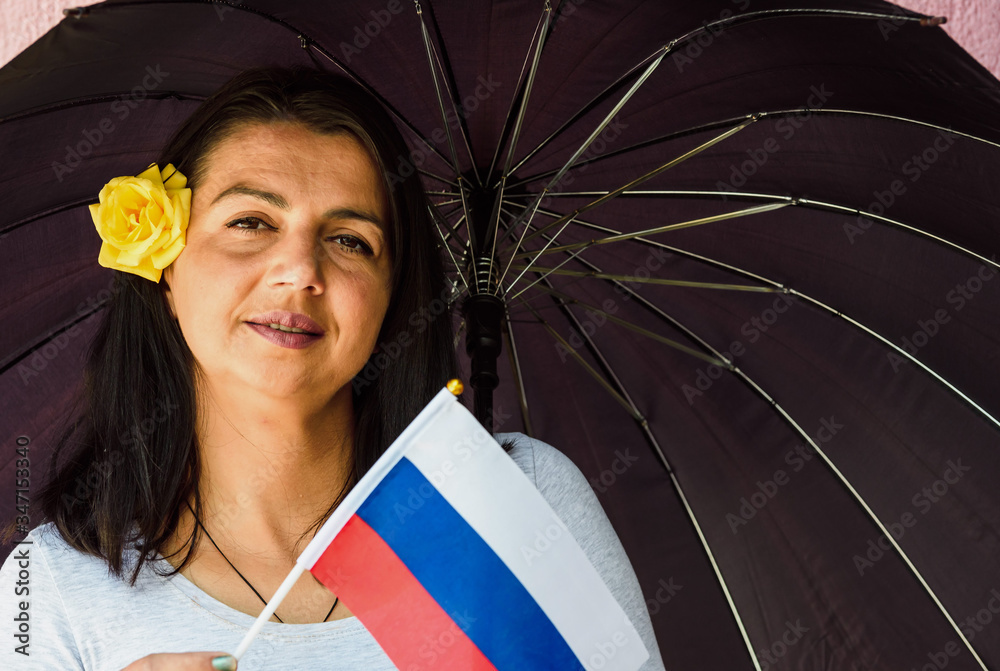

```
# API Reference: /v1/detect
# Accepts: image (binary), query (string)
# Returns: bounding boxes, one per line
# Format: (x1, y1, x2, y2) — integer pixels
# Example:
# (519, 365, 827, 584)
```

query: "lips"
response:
(245, 310, 325, 336)
(245, 310, 325, 350)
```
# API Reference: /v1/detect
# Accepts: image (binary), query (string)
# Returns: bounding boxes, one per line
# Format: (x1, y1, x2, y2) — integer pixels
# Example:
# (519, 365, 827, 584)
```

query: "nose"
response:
(265, 228, 325, 294)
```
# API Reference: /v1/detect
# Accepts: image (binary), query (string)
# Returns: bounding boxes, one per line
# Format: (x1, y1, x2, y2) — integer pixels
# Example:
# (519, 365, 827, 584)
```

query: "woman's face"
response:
(163, 122, 393, 406)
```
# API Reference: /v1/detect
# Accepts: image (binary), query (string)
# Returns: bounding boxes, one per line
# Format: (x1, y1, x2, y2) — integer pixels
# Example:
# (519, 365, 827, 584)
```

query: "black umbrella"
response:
(3, 1, 1000, 668)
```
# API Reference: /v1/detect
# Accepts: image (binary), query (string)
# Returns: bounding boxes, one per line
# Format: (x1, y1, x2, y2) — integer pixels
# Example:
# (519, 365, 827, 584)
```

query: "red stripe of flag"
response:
(311, 514, 499, 671)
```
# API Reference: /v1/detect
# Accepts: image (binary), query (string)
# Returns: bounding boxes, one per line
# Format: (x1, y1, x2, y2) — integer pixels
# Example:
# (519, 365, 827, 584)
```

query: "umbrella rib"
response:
(523, 284, 728, 366)
(521, 284, 765, 671)
(498, 119, 755, 293)
(509, 202, 789, 261)
(432, 211, 469, 253)
(414, 1, 481, 188)
(518, 301, 636, 417)
(300, 39, 452, 171)
(416, 169, 459, 188)
(428, 206, 469, 292)
(486, 1, 555, 299)
(506, 106, 1000, 192)
(507, 46, 664, 177)
(438, 212, 469, 246)
(509, 267, 779, 297)
(0, 298, 104, 374)
(738, 379, 990, 669)
(512, 189, 1000, 289)
(502, 314, 535, 437)
(520, 194, 1000, 430)
(499, 118, 755, 256)
(504, 6, 947, 179)
(486, 3, 552, 183)
(534, 247, 989, 667)
(413, 1, 477, 292)
(495, 47, 671, 271)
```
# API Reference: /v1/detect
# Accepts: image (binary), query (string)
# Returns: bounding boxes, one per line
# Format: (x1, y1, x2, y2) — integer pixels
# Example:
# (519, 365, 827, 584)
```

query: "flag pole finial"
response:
(447, 379, 464, 396)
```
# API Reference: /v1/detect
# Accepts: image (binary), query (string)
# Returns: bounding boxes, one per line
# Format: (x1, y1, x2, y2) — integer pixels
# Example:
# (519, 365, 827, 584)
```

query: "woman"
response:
(0, 67, 664, 670)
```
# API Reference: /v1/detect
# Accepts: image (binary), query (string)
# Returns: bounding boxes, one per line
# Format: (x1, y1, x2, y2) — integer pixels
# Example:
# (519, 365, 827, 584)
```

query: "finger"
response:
(120, 652, 236, 671)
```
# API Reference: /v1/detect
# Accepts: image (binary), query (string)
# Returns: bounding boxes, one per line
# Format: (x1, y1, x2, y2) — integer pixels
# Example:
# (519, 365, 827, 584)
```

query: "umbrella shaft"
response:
(463, 293, 505, 431)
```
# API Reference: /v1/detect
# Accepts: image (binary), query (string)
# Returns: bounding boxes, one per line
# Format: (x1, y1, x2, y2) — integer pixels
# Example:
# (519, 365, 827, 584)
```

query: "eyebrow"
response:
(211, 184, 385, 229)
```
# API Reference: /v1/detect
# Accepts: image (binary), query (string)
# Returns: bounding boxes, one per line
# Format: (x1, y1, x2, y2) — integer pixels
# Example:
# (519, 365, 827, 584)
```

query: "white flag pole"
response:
(231, 563, 306, 660)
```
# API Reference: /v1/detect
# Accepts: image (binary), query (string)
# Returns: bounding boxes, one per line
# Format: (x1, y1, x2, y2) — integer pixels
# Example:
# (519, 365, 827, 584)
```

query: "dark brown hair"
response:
(36, 66, 476, 584)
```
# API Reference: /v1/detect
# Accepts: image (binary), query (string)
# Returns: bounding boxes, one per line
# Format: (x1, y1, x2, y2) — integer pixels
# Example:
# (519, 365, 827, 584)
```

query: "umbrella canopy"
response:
(2, 1, 1000, 668)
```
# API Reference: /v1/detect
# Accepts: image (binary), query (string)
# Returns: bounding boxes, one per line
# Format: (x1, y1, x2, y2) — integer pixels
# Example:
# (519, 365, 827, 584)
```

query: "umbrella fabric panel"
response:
(0, 314, 99, 560)
(0, 2, 315, 117)
(658, 204, 1000, 422)
(0, 99, 199, 229)
(494, 316, 761, 669)
(537, 185, 1000, 424)
(516, 117, 1000, 278)
(518, 270, 997, 668)
(514, 6, 1000, 185)
(0, 212, 109, 372)
(507, 283, 975, 669)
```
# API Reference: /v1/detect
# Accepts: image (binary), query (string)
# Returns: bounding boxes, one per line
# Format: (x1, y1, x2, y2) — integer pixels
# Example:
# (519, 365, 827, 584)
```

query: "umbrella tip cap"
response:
(447, 379, 465, 396)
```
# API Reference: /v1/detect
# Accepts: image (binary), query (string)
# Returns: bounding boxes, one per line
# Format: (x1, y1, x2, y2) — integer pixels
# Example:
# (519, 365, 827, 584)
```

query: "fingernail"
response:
(212, 655, 237, 671)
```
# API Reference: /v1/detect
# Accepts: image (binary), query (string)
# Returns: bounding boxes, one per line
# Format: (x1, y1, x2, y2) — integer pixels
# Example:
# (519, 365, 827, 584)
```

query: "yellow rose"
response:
(89, 163, 191, 282)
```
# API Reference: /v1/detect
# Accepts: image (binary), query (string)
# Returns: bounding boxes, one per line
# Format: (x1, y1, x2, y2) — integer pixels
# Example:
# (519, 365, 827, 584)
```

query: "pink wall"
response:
(0, 1, 998, 77)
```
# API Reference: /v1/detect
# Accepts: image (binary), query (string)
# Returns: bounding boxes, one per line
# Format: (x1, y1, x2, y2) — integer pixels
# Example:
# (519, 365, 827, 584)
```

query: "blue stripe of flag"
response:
(356, 457, 584, 671)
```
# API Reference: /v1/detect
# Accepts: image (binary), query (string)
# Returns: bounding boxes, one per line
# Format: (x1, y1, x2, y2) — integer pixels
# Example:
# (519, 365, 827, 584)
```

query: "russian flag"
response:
(243, 384, 649, 670)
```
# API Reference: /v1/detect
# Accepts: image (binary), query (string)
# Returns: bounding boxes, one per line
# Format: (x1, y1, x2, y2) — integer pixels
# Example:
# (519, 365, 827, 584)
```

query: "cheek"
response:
(170, 256, 248, 346)
(343, 274, 393, 341)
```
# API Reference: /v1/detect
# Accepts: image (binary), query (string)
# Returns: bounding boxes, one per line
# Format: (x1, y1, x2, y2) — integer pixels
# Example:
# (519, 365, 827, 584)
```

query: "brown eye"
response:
(225, 217, 273, 233)
(329, 234, 373, 256)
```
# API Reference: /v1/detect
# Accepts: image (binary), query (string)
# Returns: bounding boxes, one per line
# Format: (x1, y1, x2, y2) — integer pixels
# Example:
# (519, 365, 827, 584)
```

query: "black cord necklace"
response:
(184, 501, 338, 624)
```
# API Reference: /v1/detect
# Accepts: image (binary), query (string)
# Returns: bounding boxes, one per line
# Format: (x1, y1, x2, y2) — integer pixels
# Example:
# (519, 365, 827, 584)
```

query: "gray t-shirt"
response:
(0, 432, 665, 670)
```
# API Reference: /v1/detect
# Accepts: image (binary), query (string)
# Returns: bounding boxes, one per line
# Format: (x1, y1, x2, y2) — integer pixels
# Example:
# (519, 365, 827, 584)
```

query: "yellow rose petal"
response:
(161, 164, 188, 190)
(90, 163, 190, 283)
(151, 236, 185, 269)
(97, 242, 120, 270)
(136, 164, 164, 188)
(131, 257, 161, 282)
